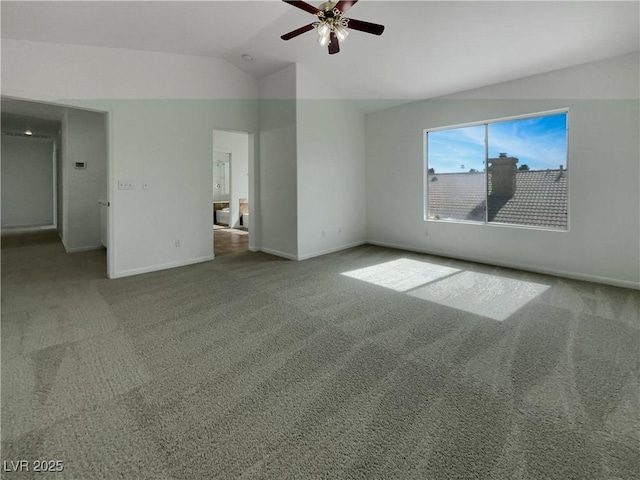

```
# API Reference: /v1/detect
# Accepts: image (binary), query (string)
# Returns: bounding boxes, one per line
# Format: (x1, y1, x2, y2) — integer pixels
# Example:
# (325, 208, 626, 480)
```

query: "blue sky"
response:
(427, 113, 567, 173)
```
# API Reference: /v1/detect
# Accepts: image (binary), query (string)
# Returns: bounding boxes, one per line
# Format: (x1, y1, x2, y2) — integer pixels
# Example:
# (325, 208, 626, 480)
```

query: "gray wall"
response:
(104, 100, 258, 276)
(295, 65, 367, 260)
(295, 99, 367, 259)
(1, 136, 54, 227)
(258, 65, 298, 259)
(365, 53, 640, 288)
(2, 39, 259, 278)
(56, 140, 63, 238)
(62, 109, 107, 251)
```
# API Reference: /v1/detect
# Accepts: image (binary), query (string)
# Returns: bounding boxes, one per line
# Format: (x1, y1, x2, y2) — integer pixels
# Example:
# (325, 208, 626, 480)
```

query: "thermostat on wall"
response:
(74, 162, 87, 169)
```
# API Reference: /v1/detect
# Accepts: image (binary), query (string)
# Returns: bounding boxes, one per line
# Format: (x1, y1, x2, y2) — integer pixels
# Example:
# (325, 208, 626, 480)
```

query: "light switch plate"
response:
(118, 180, 133, 190)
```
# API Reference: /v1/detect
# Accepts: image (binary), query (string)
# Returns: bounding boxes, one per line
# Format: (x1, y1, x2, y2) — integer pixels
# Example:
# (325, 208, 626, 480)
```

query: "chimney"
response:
(488, 154, 518, 197)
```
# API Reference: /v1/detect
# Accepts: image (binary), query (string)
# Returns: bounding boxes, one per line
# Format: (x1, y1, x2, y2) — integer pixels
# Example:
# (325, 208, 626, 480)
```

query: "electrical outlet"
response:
(118, 180, 133, 190)
(338, 227, 342, 235)
(175, 239, 181, 247)
(142, 180, 149, 190)
(321, 230, 326, 238)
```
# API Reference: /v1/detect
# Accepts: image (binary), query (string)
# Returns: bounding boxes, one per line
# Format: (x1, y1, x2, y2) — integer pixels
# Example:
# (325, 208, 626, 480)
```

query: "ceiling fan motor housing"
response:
(318, 2, 336, 13)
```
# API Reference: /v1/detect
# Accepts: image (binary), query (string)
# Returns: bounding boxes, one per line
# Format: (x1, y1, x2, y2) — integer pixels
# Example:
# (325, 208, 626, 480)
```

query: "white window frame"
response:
(423, 108, 570, 232)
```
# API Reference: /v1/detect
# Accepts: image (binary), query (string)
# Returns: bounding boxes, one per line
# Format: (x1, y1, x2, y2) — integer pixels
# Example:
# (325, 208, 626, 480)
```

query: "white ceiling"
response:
(1, 1, 639, 101)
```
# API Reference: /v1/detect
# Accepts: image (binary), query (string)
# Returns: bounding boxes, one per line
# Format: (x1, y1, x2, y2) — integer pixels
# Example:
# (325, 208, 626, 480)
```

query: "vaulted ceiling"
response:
(2, 1, 639, 101)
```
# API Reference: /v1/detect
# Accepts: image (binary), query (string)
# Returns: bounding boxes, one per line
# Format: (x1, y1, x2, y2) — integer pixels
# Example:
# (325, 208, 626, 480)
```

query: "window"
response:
(425, 110, 568, 230)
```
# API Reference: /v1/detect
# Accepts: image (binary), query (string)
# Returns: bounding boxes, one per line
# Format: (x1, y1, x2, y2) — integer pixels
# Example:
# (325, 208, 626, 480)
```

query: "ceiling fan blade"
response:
(328, 32, 340, 55)
(283, 0, 320, 15)
(345, 18, 385, 35)
(281, 23, 315, 40)
(334, 0, 359, 13)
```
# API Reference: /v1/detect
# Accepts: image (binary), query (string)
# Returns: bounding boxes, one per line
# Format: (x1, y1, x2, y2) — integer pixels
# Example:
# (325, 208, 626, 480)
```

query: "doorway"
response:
(212, 130, 251, 257)
(1, 97, 110, 276)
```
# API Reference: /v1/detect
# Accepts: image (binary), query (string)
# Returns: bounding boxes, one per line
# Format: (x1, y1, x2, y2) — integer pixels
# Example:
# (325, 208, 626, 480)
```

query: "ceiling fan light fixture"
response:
(317, 22, 331, 37)
(318, 33, 331, 47)
(316, 20, 332, 47)
(335, 25, 349, 42)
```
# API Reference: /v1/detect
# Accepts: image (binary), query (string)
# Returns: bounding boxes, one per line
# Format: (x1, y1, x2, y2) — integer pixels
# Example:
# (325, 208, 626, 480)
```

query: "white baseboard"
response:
(2, 224, 56, 234)
(65, 245, 104, 253)
(367, 240, 640, 290)
(297, 241, 367, 261)
(260, 247, 297, 260)
(111, 255, 214, 279)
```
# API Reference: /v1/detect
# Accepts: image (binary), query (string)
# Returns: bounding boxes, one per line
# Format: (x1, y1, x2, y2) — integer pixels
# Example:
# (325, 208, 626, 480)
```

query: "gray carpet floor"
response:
(1, 236, 639, 479)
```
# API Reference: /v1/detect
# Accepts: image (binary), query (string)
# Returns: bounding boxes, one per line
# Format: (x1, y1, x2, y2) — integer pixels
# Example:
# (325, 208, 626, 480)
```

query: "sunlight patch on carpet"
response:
(408, 271, 549, 321)
(341, 258, 460, 292)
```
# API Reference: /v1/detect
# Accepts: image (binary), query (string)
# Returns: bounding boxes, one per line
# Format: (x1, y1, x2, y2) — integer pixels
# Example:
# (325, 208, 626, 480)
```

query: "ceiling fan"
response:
(281, 0, 385, 55)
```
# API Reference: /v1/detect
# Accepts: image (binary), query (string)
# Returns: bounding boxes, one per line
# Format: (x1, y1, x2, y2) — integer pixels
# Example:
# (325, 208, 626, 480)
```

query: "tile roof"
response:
(427, 170, 567, 228)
